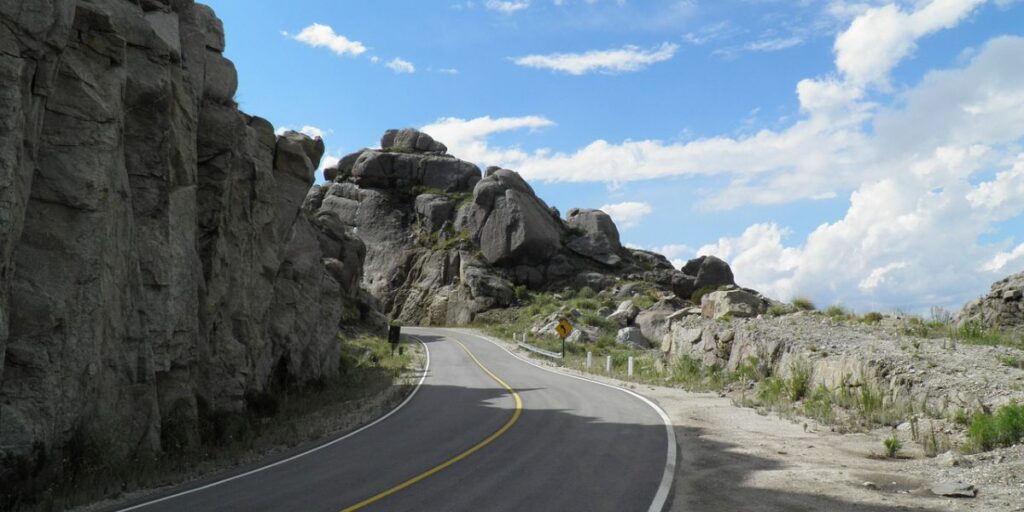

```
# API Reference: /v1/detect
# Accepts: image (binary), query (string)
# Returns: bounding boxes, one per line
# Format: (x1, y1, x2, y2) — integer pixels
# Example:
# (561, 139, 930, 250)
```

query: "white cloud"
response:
(985, 243, 1024, 272)
(486, 0, 529, 13)
(420, 115, 555, 165)
(438, 68, 460, 75)
(512, 42, 678, 75)
(599, 201, 652, 229)
(290, 24, 366, 57)
(833, 0, 985, 88)
(744, 36, 804, 52)
(385, 57, 416, 74)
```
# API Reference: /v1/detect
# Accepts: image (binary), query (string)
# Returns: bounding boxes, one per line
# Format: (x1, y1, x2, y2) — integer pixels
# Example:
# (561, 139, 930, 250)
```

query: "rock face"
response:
(565, 208, 623, 266)
(0, 0, 373, 483)
(321, 129, 746, 326)
(957, 271, 1024, 331)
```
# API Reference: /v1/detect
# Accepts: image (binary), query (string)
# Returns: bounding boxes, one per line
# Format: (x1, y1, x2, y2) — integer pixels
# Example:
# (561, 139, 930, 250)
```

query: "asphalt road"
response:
(111, 328, 675, 512)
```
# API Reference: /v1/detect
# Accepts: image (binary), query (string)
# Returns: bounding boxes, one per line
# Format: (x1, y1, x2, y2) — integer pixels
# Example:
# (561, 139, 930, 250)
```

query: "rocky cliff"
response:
(0, 0, 374, 483)
(957, 271, 1024, 332)
(314, 128, 741, 325)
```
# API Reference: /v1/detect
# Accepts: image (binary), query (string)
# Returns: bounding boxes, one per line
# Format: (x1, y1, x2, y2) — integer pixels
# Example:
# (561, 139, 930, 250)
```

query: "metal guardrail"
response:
(512, 332, 563, 359)
(515, 342, 563, 359)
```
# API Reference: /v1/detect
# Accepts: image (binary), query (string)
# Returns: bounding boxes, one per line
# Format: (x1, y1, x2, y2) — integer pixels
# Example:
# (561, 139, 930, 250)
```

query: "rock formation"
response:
(957, 271, 1024, 331)
(0, 0, 374, 484)
(317, 128, 742, 325)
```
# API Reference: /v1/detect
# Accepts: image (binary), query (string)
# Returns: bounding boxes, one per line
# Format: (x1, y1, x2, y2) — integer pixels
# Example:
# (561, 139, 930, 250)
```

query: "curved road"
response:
(110, 328, 675, 512)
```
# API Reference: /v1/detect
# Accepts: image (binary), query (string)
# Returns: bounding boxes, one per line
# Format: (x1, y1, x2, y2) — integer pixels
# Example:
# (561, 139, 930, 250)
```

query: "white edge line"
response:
(116, 336, 431, 512)
(453, 328, 677, 512)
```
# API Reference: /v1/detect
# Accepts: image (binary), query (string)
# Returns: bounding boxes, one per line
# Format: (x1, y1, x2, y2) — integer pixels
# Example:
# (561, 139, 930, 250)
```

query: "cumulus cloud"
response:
(486, 0, 529, 13)
(599, 201, 652, 229)
(833, 0, 985, 88)
(420, 115, 555, 165)
(386, 57, 416, 74)
(289, 24, 366, 57)
(512, 43, 678, 75)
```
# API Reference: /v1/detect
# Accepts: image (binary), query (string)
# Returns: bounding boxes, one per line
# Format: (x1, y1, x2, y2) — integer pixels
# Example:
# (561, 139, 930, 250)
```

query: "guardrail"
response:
(512, 332, 563, 359)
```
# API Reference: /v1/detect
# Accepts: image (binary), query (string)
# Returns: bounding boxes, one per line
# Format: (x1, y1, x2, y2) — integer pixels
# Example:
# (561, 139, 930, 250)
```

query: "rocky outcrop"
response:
(320, 128, 743, 326)
(0, 0, 373, 483)
(957, 271, 1024, 331)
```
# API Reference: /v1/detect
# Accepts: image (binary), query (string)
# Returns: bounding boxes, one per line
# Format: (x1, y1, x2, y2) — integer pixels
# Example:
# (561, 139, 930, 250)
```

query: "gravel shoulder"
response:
(468, 328, 1023, 512)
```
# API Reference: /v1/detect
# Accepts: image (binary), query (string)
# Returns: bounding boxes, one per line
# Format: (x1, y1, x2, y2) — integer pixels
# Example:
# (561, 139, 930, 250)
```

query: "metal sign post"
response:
(555, 318, 573, 359)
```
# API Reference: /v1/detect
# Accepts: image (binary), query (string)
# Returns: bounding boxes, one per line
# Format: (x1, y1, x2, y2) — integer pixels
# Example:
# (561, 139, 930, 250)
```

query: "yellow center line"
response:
(339, 338, 523, 512)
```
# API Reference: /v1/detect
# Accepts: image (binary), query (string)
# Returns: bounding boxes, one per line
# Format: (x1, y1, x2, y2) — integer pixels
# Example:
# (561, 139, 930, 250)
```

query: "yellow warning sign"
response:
(555, 319, 573, 339)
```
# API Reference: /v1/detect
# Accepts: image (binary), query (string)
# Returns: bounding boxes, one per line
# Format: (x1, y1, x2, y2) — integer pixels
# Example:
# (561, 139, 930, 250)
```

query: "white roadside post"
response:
(627, 356, 634, 378)
(605, 355, 612, 373)
(586, 351, 592, 369)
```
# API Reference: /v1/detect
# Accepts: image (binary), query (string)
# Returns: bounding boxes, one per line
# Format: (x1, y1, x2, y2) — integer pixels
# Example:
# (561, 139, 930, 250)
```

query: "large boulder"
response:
(615, 327, 651, 348)
(635, 299, 679, 343)
(565, 208, 623, 266)
(701, 288, 767, 319)
(381, 128, 447, 154)
(470, 169, 562, 267)
(607, 300, 641, 326)
(683, 255, 736, 290)
(348, 149, 480, 192)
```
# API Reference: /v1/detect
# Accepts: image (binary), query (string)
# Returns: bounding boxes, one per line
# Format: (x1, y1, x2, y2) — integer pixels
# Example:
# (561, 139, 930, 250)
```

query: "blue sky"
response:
(206, 0, 1024, 312)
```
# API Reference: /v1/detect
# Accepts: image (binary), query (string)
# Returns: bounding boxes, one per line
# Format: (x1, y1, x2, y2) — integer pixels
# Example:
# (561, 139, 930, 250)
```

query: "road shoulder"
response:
(465, 328, 969, 512)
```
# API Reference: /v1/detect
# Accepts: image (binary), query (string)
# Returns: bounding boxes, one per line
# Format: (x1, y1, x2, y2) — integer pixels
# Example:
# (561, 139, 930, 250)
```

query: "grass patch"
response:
(999, 355, 1024, 370)
(861, 312, 884, 324)
(883, 435, 903, 458)
(824, 305, 849, 319)
(791, 297, 816, 311)
(967, 403, 1024, 451)
(950, 321, 1024, 350)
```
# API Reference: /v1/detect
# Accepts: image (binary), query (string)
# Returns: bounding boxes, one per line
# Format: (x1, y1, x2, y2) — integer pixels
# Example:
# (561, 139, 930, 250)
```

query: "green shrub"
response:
(767, 304, 790, 317)
(786, 358, 813, 401)
(802, 384, 835, 424)
(578, 286, 596, 299)
(862, 312, 884, 324)
(824, 305, 848, 318)
(968, 403, 1024, 451)
(690, 286, 717, 304)
(883, 435, 902, 458)
(758, 376, 787, 407)
(791, 297, 816, 311)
